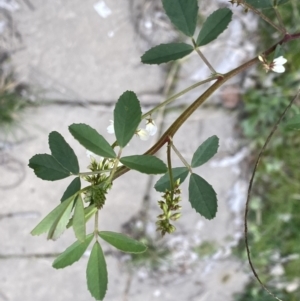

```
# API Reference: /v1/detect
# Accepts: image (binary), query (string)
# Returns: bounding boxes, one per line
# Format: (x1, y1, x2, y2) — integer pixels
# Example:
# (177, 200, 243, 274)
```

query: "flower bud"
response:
(157, 214, 166, 220)
(167, 224, 176, 233)
(172, 205, 182, 211)
(162, 203, 169, 213)
(170, 212, 181, 221)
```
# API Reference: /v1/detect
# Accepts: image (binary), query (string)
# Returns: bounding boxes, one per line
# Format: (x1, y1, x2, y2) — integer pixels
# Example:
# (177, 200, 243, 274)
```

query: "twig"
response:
(192, 38, 217, 75)
(274, 7, 286, 33)
(113, 32, 300, 181)
(169, 137, 192, 173)
(241, 0, 286, 34)
(244, 89, 300, 301)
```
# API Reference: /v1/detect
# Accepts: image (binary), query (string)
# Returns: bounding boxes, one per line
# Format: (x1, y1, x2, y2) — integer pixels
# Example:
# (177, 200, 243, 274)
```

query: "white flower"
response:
(107, 120, 150, 141)
(271, 56, 287, 73)
(145, 118, 157, 136)
(107, 120, 114, 134)
(258, 55, 287, 73)
(136, 128, 149, 141)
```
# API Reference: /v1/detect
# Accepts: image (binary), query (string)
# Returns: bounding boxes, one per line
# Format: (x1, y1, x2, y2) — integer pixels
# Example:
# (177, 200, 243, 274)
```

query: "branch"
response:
(112, 32, 300, 181)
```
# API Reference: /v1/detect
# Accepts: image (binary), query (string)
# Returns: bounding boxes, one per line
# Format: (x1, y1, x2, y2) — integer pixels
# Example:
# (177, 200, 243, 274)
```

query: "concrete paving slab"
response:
(11, 0, 165, 101)
(126, 259, 248, 301)
(0, 256, 128, 301)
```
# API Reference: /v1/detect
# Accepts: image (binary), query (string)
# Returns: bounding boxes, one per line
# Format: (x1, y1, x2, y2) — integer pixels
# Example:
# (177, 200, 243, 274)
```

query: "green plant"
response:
(235, 282, 288, 301)
(28, 0, 300, 300)
(0, 71, 29, 130)
(234, 1, 300, 299)
(237, 88, 300, 300)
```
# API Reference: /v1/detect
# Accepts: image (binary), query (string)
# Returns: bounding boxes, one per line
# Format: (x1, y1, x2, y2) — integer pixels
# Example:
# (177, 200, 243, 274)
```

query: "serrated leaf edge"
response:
(197, 8, 233, 47)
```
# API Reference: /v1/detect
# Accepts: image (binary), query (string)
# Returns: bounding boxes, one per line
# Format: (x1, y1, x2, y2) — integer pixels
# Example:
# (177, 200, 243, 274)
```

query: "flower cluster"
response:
(84, 152, 113, 209)
(107, 117, 157, 141)
(258, 55, 287, 73)
(156, 179, 182, 236)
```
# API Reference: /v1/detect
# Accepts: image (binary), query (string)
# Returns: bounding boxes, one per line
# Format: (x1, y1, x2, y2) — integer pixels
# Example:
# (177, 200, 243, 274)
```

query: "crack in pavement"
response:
(0, 249, 119, 260)
(0, 211, 40, 220)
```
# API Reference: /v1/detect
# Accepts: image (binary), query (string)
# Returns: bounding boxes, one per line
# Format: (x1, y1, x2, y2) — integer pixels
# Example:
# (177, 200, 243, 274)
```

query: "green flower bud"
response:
(158, 200, 165, 208)
(172, 205, 182, 211)
(170, 212, 181, 221)
(162, 203, 169, 214)
(167, 224, 176, 233)
(157, 214, 166, 220)
(156, 220, 163, 226)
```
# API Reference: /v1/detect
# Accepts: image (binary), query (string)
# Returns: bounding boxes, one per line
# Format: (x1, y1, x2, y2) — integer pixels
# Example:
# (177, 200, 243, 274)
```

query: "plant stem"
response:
(107, 147, 122, 184)
(141, 76, 218, 119)
(78, 169, 112, 176)
(241, 0, 286, 34)
(192, 38, 218, 75)
(274, 7, 286, 33)
(110, 75, 218, 150)
(112, 58, 258, 180)
(146, 58, 257, 152)
(112, 32, 300, 181)
(167, 139, 174, 198)
(94, 209, 99, 239)
(169, 138, 193, 173)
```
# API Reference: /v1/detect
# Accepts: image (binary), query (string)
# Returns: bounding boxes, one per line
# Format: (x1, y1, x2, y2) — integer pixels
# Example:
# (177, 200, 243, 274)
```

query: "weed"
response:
(235, 1, 300, 299)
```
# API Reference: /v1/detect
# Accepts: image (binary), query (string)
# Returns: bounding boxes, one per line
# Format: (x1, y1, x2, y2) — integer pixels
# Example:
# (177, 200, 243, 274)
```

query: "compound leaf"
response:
(69, 124, 116, 158)
(114, 91, 142, 147)
(196, 8, 233, 46)
(162, 0, 198, 36)
(87, 242, 108, 300)
(154, 167, 189, 192)
(49, 131, 79, 174)
(52, 233, 94, 269)
(29, 154, 70, 181)
(191, 135, 219, 168)
(120, 155, 167, 174)
(141, 43, 193, 65)
(188, 173, 218, 219)
(99, 231, 147, 253)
